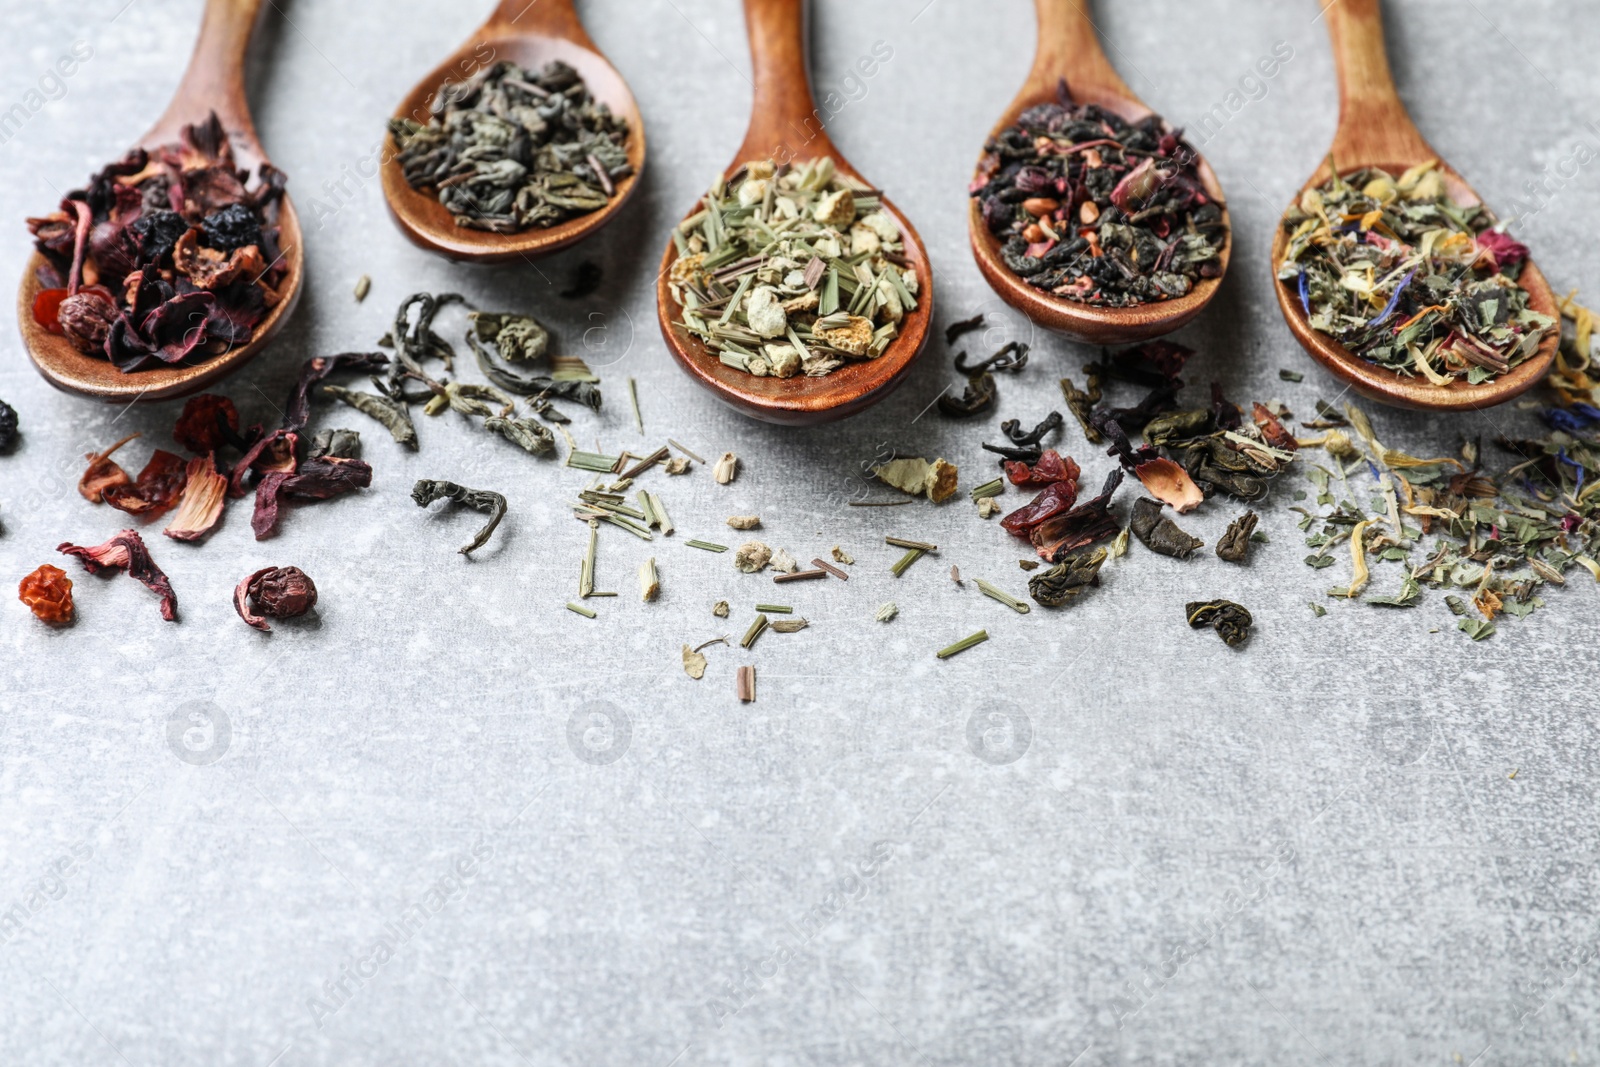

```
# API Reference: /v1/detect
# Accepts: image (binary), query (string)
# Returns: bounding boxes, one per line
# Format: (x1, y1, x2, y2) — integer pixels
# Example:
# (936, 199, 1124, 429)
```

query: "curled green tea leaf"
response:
(411, 479, 507, 555)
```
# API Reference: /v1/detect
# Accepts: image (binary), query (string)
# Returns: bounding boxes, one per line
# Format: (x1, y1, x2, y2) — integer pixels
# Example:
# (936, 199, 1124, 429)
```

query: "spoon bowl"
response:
(655, 0, 933, 425)
(1271, 0, 1558, 411)
(968, 0, 1230, 345)
(381, 0, 645, 263)
(17, 0, 302, 404)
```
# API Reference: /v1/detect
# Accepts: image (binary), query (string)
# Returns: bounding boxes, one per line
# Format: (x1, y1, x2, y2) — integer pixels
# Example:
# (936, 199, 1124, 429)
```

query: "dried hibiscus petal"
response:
(103, 449, 188, 516)
(19, 564, 74, 625)
(57, 528, 178, 621)
(173, 394, 239, 454)
(252, 455, 372, 540)
(164, 454, 228, 542)
(233, 565, 317, 632)
(1001, 478, 1080, 536)
(1133, 457, 1204, 513)
(79, 432, 140, 502)
(1030, 468, 1124, 562)
(1003, 449, 1081, 487)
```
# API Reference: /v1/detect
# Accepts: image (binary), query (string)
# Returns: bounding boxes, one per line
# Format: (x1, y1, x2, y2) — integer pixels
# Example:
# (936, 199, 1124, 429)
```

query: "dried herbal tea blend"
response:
(972, 80, 1225, 306)
(19, 564, 74, 626)
(27, 114, 289, 370)
(668, 158, 918, 378)
(389, 60, 630, 232)
(1277, 162, 1555, 383)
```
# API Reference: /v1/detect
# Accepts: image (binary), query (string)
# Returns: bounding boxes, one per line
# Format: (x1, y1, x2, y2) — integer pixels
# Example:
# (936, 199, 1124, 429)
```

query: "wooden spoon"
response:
(1271, 0, 1558, 411)
(968, 0, 1230, 345)
(654, 0, 934, 426)
(16, 0, 303, 404)
(380, 0, 645, 263)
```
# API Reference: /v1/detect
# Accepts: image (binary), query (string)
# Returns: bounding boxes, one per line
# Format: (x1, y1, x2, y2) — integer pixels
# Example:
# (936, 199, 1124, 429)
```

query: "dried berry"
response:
(19, 564, 74, 625)
(234, 566, 317, 632)
(0, 398, 17, 452)
(199, 203, 262, 252)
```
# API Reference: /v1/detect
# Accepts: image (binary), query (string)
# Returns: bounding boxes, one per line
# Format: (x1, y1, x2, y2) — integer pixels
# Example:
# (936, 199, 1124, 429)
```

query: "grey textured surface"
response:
(1, 1, 1597, 1064)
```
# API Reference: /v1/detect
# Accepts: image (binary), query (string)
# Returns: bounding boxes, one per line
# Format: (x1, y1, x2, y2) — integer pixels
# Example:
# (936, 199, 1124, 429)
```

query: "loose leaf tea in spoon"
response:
(1277, 162, 1556, 385)
(389, 60, 630, 233)
(26, 113, 290, 371)
(971, 81, 1224, 307)
(668, 157, 919, 379)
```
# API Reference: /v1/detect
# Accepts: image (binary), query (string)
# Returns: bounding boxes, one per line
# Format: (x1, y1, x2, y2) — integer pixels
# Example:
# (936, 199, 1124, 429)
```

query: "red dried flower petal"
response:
(173, 394, 239, 454)
(1001, 478, 1081, 536)
(79, 432, 140, 503)
(164, 454, 228, 542)
(103, 449, 188, 516)
(57, 528, 179, 622)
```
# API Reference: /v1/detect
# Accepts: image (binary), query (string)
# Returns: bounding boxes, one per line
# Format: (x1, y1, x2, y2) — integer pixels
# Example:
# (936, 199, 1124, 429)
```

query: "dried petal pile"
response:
(972, 81, 1225, 306)
(1277, 163, 1556, 384)
(27, 113, 288, 370)
(389, 60, 631, 232)
(668, 158, 919, 378)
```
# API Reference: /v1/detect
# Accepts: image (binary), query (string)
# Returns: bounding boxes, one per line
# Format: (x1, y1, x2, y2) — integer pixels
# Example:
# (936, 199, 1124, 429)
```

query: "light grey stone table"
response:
(1, 1, 1596, 1063)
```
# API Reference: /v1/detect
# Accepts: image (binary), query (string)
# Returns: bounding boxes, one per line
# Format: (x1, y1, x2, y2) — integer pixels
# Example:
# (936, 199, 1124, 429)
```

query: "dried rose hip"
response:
(19, 564, 74, 625)
(234, 566, 317, 632)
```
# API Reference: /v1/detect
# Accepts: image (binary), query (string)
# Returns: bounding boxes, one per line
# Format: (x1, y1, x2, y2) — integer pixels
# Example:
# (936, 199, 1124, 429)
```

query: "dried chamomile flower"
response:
(734, 541, 772, 573)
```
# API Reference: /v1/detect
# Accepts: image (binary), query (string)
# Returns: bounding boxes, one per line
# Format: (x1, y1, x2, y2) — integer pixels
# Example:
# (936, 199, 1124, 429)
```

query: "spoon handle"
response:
(1322, 0, 1432, 167)
(485, 0, 594, 46)
(1031, 0, 1138, 110)
(148, 0, 265, 157)
(737, 0, 836, 163)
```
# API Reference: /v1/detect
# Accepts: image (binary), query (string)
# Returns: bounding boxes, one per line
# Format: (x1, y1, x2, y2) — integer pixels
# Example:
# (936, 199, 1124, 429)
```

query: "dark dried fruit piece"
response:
(1129, 497, 1203, 559)
(0, 398, 18, 452)
(19, 564, 74, 625)
(1216, 511, 1259, 564)
(57, 528, 178, 621)
(234, 566, 317, 632)
(1186, 599, 1253, 647)
(1003, 449, 1079, 487)
(1028, 548, 1107, 607)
